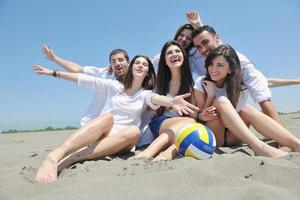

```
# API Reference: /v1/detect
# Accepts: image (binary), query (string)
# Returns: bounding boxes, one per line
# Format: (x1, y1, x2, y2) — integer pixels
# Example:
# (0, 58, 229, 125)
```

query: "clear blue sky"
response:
(1, 0, 300, 131)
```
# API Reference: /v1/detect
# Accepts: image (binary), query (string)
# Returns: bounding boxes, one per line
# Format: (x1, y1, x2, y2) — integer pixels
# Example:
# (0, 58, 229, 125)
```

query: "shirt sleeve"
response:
(144, 91, 160, 110)
(238, 54, 271, 103)
(151, 53, 160, 74)
(83, 66, 110, 77)
(77, 73, 120, 92)
(193, 76, 205, 92)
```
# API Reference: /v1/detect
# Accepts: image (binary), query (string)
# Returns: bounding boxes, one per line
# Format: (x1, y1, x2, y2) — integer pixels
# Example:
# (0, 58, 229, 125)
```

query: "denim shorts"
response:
(149, 115, 171, 137)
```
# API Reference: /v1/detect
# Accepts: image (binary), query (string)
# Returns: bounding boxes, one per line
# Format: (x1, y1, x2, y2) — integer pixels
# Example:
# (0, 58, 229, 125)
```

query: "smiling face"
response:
(110, 52, 129, 79)
(193, 30, 220, 57)
(132, 56, 149, 79)
(176, 28, 193, 50)
(165, 44, 184, 70)
(207, 55, 230, 87)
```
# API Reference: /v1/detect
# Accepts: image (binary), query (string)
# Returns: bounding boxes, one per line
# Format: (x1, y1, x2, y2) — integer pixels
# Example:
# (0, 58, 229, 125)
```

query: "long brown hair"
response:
(204, 44, 242, 108)
(123, 55, 156, 91)
(156, 40, 194, 115)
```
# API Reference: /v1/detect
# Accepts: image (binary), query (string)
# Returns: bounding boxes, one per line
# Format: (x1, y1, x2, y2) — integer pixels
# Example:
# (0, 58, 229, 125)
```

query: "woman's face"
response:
(207, 55, 230, 86)
(165, 45, 184, 69)
(176, 28, 193, 50)
(132, 57, 149, 79)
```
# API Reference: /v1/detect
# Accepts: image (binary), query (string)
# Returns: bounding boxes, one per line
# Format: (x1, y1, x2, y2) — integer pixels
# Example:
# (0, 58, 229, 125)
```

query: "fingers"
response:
(178, 93, 191, 99)
(185, 101, 199, 111)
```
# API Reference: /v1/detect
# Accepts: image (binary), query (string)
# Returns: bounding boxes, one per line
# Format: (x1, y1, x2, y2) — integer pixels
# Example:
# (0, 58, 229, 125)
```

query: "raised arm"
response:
(42, 44, 84, 73)
(32, 64, 78, 82)
(186, 11, 203, 29)
(151, 93, 199, 116)
(267, 77, 300, 88)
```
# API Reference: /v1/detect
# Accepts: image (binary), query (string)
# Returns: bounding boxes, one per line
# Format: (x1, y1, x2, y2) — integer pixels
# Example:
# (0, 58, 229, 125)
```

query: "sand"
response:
(0, 113, 300, 200)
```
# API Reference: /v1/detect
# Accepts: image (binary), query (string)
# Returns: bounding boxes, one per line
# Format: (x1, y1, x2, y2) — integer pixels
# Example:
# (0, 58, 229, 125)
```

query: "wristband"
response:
(53, 70, 58, 77)
(195, 110, 201, 121)
(196, 110, 205, 123)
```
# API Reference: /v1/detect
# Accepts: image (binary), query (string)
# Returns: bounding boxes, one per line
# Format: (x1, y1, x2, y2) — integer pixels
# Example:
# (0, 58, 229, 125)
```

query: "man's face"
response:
(193, 30, 220, 57)
(110, 53, 129, 79)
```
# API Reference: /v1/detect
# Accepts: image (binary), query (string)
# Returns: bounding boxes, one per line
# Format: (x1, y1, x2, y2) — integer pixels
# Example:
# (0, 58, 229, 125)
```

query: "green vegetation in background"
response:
(278, 111, 300, 115)
(1, 126, 78, 134)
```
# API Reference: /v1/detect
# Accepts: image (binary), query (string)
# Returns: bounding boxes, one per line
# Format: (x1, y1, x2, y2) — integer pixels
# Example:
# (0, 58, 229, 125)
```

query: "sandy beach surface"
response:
(1, 113, 300, 200)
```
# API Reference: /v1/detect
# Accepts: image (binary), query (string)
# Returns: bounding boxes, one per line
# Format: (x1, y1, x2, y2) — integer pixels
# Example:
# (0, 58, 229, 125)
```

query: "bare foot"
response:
(255, 144, 288, 158)
(35, 157, 58, 183)
(135, 151, 153, 159)
(153, 154, 170, 161)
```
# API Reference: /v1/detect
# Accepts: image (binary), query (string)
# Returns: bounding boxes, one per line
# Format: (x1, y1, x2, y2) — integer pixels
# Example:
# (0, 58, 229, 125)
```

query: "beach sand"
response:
(1, 113, 300, 200)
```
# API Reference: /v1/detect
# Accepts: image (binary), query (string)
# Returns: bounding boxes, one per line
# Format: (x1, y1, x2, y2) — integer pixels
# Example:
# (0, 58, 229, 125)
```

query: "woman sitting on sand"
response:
(193, 44, 300, 155)
(137, 41, 201, 160)
(138, 44, 300, 160)
(32, 55, 198, 183)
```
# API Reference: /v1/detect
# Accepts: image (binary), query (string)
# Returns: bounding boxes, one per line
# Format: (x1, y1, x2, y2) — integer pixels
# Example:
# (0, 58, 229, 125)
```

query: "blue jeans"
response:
(149, 115, 171, 137)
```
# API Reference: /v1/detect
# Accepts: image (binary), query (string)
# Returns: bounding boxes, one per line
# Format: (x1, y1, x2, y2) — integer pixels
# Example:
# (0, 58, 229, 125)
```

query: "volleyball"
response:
(175, 123, 216, 160)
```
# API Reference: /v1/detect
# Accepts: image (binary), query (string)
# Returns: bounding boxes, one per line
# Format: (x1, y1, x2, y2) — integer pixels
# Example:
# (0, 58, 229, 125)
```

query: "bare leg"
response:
(239, 105, 300, 151)
(35, 113, 113, 183)
(58, 126, 140, 169)
(214, 97, 288, 158)
(137, 117, 195, 159)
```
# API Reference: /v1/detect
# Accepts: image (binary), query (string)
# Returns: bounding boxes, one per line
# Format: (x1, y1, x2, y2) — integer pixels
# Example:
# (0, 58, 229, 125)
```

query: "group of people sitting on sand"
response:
(32, 11, 300, 183)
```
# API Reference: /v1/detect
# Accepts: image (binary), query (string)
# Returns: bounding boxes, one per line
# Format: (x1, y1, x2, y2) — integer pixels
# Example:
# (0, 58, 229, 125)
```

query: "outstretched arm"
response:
(151, 93, 199, 116)
(32, 64, 78, 82)
(186, 11, 203, 28)
(267, 77, 300, 88)
(42, 44, 84, 73)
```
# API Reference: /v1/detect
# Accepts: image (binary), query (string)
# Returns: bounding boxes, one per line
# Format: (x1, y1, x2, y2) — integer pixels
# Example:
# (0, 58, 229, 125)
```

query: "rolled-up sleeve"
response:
(145, 92, 160, 110)
(239, 53, 271, 103)
(77, 73, 114, 91)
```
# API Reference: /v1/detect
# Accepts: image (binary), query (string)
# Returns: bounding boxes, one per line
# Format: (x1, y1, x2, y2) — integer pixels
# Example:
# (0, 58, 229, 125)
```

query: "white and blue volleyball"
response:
(175, 123, 216, 160)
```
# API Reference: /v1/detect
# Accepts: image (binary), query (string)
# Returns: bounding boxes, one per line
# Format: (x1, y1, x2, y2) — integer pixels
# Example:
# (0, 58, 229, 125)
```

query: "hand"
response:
(186, 11, 203, 28)
(42, 44, 57, 61)
(199, 106, 219, 122)
(32, 65, 53, 76)
(172, 93, 199, 116)
(103, 66, 113, 74)
(202, 80, 216, 98)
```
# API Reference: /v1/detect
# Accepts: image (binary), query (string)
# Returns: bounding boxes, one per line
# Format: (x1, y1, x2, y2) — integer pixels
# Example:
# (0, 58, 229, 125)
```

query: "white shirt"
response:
(80, 66, 115, 126)
(190, 51, 271, 103)
(194, 76, 249, 112)
(78, 73, 159, 135)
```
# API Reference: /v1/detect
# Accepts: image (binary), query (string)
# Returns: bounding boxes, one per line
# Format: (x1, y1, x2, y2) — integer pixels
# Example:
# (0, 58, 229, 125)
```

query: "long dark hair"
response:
(173, 24, 195, 52)
(123, 55, 156, 91)
(204, 44, 242, 108)
(156, 40, 194, 115)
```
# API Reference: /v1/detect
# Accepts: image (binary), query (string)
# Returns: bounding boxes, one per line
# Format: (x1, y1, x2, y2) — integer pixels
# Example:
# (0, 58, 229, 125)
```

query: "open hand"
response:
(172, 93, 199, 116)
(42, 44, 57, 61)
(32, 65, 52, 76)
(186, 11, 202, 28)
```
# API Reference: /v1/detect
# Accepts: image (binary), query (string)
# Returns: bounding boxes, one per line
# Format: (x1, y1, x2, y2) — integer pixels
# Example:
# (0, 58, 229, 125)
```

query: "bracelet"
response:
(195, 110, 201, 121)
(196, 110, 205, 123)
(53, 70, 58, 77)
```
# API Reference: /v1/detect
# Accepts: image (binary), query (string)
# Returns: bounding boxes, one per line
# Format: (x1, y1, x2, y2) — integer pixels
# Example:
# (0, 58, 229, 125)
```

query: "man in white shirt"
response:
(42, 45, 129, 125)
(191, 26, 283, 125)
(41, 45, 153, 147)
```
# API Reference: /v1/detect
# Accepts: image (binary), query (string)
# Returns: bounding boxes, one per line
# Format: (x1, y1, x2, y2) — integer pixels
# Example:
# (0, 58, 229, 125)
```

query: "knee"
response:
(102, 113, 114, 125)
(239, 105, 256, 117)
(123, 126, 140, 141)
(214, 96, 231, 109)
(183, 117, 196, 124)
